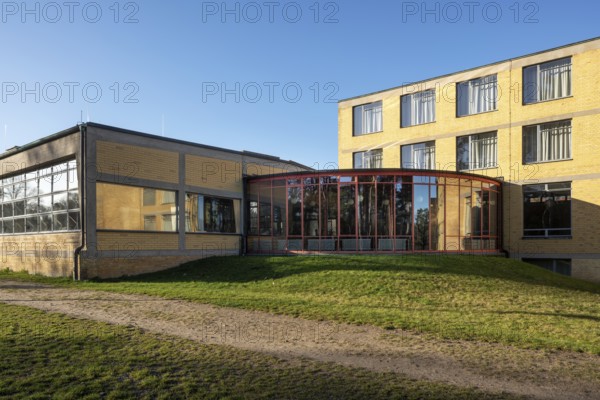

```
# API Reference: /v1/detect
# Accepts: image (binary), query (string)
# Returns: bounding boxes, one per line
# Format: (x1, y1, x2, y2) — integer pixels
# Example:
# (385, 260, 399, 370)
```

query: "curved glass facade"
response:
(246, 170, 501, 254)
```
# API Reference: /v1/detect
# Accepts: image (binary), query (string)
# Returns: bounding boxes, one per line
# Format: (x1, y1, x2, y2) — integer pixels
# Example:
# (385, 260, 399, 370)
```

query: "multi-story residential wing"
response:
(338, 37, 600, 282)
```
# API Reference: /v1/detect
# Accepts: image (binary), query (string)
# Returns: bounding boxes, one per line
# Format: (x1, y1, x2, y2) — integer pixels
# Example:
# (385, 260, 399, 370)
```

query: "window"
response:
(523, 182, 571, 237)
(144, 216, 157, 231)
(162, 191, 176, 204)
(0, 160, 79, 234)
(523, 258, 571, 276)
(401, 89, 435, 127)
(96, 183, 177, 232)
(457, 74, 497, 116)
(185, 193, 240, 233)
(353, 101, 382, 135)
(524, 57, 571, 104)
(143, 188, 156, 206)
(457, 132, 497, 170)
(523, 120, 571, 163)
(401, 142, 435, 169)
(353, 149, 383, 169)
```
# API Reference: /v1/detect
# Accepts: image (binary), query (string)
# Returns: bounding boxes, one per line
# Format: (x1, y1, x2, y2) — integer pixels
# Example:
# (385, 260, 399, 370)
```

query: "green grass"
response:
(0, 302, 521, 399)
(2, 255, 600, 353)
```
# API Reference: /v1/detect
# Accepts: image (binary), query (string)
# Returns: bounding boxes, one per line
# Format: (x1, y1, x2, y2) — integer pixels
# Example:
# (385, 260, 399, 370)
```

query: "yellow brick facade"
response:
(0, 123, 307, 279)
(96, 141, 179, 184)
(338, 38, 600, 282)
(0, 233, 80, 277)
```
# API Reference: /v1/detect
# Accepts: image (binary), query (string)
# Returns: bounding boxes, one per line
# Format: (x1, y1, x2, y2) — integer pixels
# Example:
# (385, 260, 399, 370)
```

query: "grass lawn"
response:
(2, 255, 600, 354)
(0, 302, 521, 400)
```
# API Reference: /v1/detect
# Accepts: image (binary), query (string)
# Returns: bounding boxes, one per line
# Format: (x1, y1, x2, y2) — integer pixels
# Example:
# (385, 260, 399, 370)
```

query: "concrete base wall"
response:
(0, 233, 80, 277)
(79, 249, 239, 279)
(572, 259, 600, 283)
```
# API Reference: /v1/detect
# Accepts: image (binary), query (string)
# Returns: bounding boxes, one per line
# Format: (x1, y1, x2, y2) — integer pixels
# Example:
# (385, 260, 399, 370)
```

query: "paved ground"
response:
(1, 280, 599, 399)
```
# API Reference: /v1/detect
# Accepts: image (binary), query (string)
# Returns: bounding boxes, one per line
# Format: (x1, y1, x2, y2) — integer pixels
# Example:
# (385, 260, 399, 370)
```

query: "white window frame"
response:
(523, 120, 572, 164)
(401, 89, 436, 127)
(353, 101, 383, 136)
(457, 74, 498, 117)
(457, 132, 498, 171)
(523, 57, 572, 104)
(401, 141, 436, 170)
(353, 149, 383, 169)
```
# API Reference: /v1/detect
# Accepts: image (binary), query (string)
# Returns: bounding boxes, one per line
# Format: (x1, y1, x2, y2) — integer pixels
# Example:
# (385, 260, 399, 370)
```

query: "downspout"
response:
(73, 123, 87, 280)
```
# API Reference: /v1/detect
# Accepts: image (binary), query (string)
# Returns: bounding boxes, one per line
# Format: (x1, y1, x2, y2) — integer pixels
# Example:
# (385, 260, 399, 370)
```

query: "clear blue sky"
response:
(0, 0, 598, 168)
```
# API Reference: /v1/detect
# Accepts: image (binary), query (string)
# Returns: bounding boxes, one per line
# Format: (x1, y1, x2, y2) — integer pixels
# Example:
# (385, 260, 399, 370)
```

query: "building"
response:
(245, 170, 501, 255)
(0, 123, 306, 279)
(3, 37, 599, 282)
(338, 37, 600, 282)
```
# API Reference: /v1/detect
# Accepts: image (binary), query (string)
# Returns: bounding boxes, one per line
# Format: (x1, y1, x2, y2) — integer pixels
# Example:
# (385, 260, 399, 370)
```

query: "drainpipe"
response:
(73, 123, 87, 281)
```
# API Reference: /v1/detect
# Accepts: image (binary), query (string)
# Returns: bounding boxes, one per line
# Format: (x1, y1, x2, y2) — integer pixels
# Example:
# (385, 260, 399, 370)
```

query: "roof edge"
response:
(339, 35, 600, 103)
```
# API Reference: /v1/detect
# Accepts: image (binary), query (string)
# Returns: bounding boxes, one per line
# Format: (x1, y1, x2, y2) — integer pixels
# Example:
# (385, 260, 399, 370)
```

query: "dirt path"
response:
(1, 281, 598, 399)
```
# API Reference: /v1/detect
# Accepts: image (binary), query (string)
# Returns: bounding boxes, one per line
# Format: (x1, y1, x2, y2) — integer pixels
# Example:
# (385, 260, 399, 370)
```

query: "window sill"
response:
(521, 236, 572, 240)
(523, 158, 572, 165)
(353, 130, 383, 137)
(186, 231, 242, 236)
(523, 95, 573, 106)
(401, 120, 436, 129)
(97, 229, 178, 234)
(456, 109, 498, 118)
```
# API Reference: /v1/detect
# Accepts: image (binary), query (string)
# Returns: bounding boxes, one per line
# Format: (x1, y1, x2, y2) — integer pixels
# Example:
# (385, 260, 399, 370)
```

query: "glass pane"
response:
(53, 172, 68, 192)
(53, 192, 68, 211)
(259, 185, 272, 235)
(320, 185, 337, 236)
(430, 185, 440, 250)
(68, 169, 79, 189)
(97, 184, 178, 231)
(303, 185, 319, 237)
(13, 183, 25, 199)
(26, 216, 39, 233)
(457, 136, 469, 170)
(40, 214, 52, 232)
(2, 203, 13, 217)
(339, 185, 356, 235)
(26, 198, 38, 215)
(414, 185, 429, 250)
(395, 182, 412, 239)
(377, 184, 393, 236)
(358, 184, 376, 236)
(3, 220, 13, 234)
(53, 213, 68, 231)
(13, 218, 25, 233)
(69, 212, 80, 230)
(14, 200, 25, 216)
(204, 197, 236, 234)
(272, 186, 287, 237)
(39, 195, 52, 213)
(25, 180, 38, 197)
(38, 178, 52, 195)
(68, 191, 80, 209)
(288, 186, 302, 236)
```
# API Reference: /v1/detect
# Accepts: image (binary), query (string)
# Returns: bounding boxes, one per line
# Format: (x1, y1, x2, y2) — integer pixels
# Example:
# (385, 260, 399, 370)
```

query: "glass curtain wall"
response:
(247, 171, 501, 253)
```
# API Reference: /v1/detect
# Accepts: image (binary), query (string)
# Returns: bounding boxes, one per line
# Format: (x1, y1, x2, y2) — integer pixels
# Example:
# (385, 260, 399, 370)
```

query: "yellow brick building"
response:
(0, 123, 306, 279)
(338, 37, 600, 282)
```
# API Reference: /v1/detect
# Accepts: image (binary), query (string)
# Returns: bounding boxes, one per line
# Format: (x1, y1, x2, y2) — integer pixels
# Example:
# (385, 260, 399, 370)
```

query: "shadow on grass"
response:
(103, 255, 600, 294)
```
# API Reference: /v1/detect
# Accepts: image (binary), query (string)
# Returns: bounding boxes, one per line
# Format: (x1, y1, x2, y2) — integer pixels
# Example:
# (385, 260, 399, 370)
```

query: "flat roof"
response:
(339, 35, 600, 103)
(0, 122, 310, 170)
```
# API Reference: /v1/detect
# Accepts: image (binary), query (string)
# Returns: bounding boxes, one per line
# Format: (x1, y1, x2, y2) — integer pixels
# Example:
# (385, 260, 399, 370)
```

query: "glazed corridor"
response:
(247, 171, 501, 254)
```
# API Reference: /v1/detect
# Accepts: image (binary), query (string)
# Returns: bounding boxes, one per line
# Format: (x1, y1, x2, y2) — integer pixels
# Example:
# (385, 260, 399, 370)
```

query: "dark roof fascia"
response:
(84, 122, 311, 170)
(0, 125, 81, 162)
(0, 122, 311, 171)
(339, 35, 600, 103)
